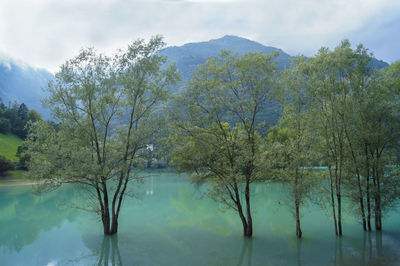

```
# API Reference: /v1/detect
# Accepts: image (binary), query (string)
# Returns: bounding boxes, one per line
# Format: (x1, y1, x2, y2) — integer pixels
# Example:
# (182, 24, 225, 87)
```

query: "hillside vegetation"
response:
(0, 133, 22, 161)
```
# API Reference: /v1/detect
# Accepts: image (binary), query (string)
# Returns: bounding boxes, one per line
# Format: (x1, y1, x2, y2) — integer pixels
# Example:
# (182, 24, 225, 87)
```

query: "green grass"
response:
(8, 170, 27, 180)
(0, 134, 29, 184)
(0, 133, 23, 162)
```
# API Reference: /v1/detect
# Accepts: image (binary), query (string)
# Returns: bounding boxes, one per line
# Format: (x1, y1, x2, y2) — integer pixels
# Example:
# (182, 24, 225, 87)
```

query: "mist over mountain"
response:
(0, 56, 52, 118)
(0, 35, 389, 123)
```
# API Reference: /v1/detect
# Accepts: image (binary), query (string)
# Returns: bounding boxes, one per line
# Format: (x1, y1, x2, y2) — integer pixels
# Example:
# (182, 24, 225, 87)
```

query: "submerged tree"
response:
(266, 56, 316, 238)
(348, 63, 400, 231)
(168, 51, 279, 237)
(24, 36, 179, 235)
(302, 41, 400, 234)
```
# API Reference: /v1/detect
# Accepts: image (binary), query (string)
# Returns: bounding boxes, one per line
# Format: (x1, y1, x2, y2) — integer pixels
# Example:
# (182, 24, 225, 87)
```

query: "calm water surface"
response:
(0, 171, 399, 265)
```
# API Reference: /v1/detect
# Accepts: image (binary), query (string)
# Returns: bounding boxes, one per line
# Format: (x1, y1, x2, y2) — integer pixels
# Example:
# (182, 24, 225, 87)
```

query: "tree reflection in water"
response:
(97, 235, 123, 266)
(1, 176, 400, 265)
(0, 185, 77, 252)
(237, 238, 253, 266)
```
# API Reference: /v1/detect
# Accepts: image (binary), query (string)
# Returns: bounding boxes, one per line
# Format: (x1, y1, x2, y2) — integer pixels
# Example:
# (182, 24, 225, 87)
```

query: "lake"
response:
(0, 170, 399, 265)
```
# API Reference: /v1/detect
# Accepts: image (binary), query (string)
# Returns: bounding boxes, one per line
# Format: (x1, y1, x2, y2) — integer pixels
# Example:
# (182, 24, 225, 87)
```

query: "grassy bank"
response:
(0, 133, 22, 161)
(0, 133, 29, 184)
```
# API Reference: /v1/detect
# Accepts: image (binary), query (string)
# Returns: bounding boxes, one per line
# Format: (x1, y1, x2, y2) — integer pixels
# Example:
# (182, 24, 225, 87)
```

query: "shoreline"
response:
(0, 181, 39, 187)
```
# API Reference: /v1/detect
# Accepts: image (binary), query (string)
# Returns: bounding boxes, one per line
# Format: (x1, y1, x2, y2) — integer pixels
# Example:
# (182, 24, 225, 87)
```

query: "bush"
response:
(0, 155, 15, 173)
(0, 117, 11, 134)
(17, 144, 30, 169)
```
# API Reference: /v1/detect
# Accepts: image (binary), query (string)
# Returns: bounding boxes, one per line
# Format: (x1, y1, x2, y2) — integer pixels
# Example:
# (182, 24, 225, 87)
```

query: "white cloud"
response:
(184, 0, 240, 2)
(0, 0, 399, 72)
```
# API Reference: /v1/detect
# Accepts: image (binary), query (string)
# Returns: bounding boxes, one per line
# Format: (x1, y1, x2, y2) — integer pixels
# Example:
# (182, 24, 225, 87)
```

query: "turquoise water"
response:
(0, 171, 399, 265)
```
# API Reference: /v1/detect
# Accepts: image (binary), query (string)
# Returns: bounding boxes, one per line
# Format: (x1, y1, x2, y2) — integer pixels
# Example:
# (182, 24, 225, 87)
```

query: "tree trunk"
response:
(236, 200, 250, 237)
(356, 172, 367, 231)
(337, 142, 343, 236)
(345, 126, 366, 231)
(101, 182, 117, 235)
(294, 167, 302, 238)
(102, 209, 119, 235)
(100, 187, 119, 235)
(375, 150, 382, 231)
(110, 215, 119, 235)
(366, 180, 372, 231)
(328, 165, 338, 236)
(295, 200, 302, 238)
(233, 181, 252, 238)
(102, 210, 111, 235)
(373, 179, 382, 231)
(337, 192, 342, 235)
(371, 160, 382, 231)
(365, 143, 371, 231)
(244, 177, 253, 237)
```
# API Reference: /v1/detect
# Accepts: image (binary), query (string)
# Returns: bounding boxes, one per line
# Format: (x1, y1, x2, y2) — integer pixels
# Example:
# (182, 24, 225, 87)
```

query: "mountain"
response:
(160, 35, 292, 92)
(369, 58, 389, 69)
(160, 35, 294, 126)
(0, 57, 53, 118)
(161, 35, 388, 91)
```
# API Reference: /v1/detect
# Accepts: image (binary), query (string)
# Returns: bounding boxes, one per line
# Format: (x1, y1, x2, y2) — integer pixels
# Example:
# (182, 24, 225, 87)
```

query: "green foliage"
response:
(14, 36, 400, 238)
(0, 99, 42, 139)
(0, 133, 23, 161)
(27, 110, 42, 123)
(265, 56, 319, 237)
(263, 41, 400, 236)
(26, 36, 179, 184)
(280, 41, 400, 233)
(0, 117, 11, 134)
(16, 142, 30, 169)
(168, 50, 279, 237)
(0, 154, 15, 173)
(24, 36, 179, 234)
(170, 50, 278, 181)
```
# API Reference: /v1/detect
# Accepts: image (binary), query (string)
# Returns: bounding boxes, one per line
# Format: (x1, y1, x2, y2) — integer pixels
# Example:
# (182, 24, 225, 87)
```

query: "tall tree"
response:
(24, 36, 179, 235)
(267, 56, 316, 238)
(352, 64, 400, 231)
(305, 43, 350, 235)
(303, 41, 400, 234)
(168, 51, 279, 237)
(17, 103, 28, 121)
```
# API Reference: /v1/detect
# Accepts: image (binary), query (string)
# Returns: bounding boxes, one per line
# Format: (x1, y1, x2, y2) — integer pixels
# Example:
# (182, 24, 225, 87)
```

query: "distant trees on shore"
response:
(0, 99, 41, 139)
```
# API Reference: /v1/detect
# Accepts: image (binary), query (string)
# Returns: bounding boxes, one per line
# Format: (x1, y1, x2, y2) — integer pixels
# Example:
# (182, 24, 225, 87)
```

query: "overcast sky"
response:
(0, 0, 399, 73)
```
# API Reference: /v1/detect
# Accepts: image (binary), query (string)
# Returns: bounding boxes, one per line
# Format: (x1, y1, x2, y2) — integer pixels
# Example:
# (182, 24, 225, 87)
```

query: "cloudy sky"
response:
(0, 0, 399, 72)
